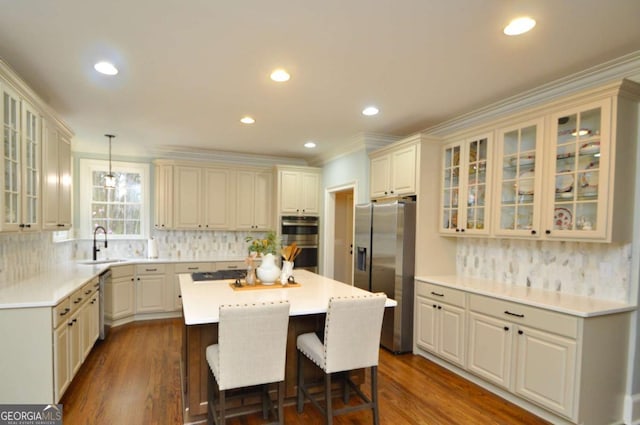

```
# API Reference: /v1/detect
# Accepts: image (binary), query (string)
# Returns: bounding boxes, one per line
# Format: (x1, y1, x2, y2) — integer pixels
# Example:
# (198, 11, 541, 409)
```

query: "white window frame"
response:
(79, 158, 150, 239)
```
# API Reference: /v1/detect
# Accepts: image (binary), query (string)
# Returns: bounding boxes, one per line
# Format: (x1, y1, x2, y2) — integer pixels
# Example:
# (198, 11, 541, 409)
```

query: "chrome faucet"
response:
(93, 226, 108, 261)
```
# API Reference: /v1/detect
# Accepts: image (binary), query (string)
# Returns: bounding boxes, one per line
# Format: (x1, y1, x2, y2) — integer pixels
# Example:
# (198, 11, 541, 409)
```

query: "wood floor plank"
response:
(61, 318, 550, 424)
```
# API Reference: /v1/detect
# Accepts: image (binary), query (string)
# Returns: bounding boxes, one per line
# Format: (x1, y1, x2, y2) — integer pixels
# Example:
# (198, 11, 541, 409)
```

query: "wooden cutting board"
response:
(228, 280, 301, 291)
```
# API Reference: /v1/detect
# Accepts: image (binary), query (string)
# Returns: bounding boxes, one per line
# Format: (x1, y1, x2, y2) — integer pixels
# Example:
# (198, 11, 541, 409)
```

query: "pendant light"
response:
(104, 134, 116, 189)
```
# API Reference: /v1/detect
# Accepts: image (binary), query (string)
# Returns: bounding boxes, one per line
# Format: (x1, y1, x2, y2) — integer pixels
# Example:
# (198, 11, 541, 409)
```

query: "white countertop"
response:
(0, 256, 248, 310)
(416, 275, 636, 318)
(180, 269, 398, 325)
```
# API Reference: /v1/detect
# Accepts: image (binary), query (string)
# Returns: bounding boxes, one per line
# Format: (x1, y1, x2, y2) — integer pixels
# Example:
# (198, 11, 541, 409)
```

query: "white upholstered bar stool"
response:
(296, 293, 386, 425)
(206, 301, 290, 425)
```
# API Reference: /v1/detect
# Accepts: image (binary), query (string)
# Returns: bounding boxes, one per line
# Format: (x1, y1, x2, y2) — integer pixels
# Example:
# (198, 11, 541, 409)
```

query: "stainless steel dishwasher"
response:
(98, 269, 112, 340)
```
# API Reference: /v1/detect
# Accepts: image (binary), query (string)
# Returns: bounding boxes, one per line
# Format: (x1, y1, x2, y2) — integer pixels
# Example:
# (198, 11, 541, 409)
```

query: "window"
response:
(79, 159, 150, 239)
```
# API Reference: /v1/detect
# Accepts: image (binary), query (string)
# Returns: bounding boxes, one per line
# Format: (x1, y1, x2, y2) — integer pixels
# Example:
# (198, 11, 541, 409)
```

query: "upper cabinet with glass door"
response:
(544, 100, 611, 240)
(494, 119, 543, 237)
(440, 134, 492, 235)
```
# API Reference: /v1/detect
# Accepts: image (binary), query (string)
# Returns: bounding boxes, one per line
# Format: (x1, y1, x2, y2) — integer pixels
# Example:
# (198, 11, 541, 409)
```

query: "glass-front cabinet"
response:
(544, 100, 611, 240)
(494, 119, 543, 237)
(440, 134, 491, 235)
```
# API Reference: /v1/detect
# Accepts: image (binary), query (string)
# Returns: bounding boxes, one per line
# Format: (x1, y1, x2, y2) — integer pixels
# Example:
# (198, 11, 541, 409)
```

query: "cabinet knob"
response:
(432, 304, 437, 308)
(455, 228, 460, 233)
(504, 326, 509, 331)
(390, 190, 395, 194)
(437, 305, 442, 310)
(531, 230, 537, 235)
(545, 230, 551, 235)
(384, 191, 388, 195)
(460, 228, 465, 233)
(518, 330, 524, 335)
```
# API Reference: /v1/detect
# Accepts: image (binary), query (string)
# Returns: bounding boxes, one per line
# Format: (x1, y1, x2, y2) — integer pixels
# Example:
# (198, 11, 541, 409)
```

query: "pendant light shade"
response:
(104, 134, 116, 189)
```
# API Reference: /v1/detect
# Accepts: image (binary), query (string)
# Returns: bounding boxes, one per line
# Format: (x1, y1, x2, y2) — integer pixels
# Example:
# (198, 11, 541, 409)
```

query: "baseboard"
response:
(625, 393, 640, 425)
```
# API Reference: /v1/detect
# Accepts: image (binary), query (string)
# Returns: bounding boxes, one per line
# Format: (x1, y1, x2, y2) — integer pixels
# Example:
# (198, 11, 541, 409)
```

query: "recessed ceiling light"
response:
(503, 17, 536, 36)
(304, 141, 316, 149)
(270, 69, 290, 82)
(240, 116, 255, 124)
(362, 106, 379, 116)
(94, 61, 119, 76)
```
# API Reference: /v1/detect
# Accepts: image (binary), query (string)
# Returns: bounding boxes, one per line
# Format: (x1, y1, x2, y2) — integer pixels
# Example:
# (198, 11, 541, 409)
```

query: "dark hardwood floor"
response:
(61, 318, 550, 425)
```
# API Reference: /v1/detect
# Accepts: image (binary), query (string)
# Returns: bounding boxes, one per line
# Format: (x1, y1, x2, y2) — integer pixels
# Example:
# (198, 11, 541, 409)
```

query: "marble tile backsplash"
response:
(457, 238, 631, 303)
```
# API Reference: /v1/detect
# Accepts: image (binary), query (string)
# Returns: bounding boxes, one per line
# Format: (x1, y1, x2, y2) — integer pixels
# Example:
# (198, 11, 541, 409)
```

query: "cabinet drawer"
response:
(216, 261, 245, 271)
(416, 282, 466, 308)
(70, 287, 86, 312)
(174, 262, 214, 273)
(136, 264, 166, 275)
(110, 264, 135, 279)
(53, 298, 71, 328)
(82, 278, 99, 298)
(469, 294, 578, 339)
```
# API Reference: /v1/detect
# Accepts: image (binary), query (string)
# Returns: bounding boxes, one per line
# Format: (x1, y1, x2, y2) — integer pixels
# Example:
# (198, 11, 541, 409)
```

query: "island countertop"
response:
(180, 269, 397, 325)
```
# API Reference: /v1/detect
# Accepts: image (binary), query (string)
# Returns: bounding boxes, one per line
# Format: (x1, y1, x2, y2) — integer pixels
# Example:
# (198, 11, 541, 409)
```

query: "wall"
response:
(322, 148, 370, 204)
(457, 238, 631, 302)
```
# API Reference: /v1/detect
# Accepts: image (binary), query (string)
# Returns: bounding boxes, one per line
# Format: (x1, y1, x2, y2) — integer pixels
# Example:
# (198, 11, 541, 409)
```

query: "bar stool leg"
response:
(278, 381, 285, 425)
(371, 366, 379, 425)
(325, 373, 333, 425)
(297, 350, 304, 413)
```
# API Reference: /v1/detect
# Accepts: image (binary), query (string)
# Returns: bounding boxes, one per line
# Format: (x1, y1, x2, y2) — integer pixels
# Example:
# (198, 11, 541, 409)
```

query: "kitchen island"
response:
(179, 269, 396, 420)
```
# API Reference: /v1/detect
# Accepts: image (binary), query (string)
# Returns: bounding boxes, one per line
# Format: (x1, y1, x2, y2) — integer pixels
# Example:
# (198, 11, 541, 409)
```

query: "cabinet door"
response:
(440, 142, 462, 233)
(544, 100, 611, 240)
(300, 172, 319, 214)
(109, 277, 135, 320)
(391, 144, 417, 196)
(2, 85, 21, 231)
(279, 170, 301, 213)
(203, 167, 234, 229)
(21, 101, 40, 230)
(68, 310, 82, 377)
(136, 275, 166, 313)
(415, 296, 438, 353)
(42, 126, 71, 230)
(463, 135, 491, 234)
(81, 301, 93, 360)
(57, 135, 72, 228)
(236, 171, 257, 229)
(467, 312, 512, 389)
(370, 154, 391, 198)
(154, 164, 173, 229)
(438, 304, 466, 367)
(174, 166, 202, 229)
(494, 119, 543, 237)
(515, 326, 576, 418)
(253, 171, 273, 229)
(53, 324, 70, 402)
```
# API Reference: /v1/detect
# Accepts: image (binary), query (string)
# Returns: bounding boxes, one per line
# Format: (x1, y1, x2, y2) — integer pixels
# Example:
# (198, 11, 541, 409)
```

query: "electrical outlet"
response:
(599, 262, 613, 278)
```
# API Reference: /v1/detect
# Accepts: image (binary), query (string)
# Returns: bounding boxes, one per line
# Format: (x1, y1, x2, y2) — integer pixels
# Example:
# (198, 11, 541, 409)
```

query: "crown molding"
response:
(151, 145, 307, 167)
(423, 50, 640, 138)
(308, 132, 401, 166)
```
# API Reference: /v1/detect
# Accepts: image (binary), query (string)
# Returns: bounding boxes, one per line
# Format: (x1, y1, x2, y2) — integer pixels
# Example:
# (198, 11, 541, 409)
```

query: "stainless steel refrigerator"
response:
(354, 200, 416, 353)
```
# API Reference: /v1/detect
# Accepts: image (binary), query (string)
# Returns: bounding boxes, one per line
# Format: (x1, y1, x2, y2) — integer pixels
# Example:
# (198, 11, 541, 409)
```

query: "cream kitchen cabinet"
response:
(370, 140, 419, 199)
(105, 264, 135, 323)
(415, 281, 466, 368)
(440, 133, 492, 235)
(42, 122, 72, 230)
(153, 163, 173, 229)
(173, 262, 216, 310)
(493, 119, 544, 237)
(236, 168, 273, 230)
(173, 165, 235, 229)
(135, 264, 170, 313)
(467, 294, 578, 419)
(276, 166, 321, 215)
(53, 298, 71, 402)
(1, 84, 41, 232)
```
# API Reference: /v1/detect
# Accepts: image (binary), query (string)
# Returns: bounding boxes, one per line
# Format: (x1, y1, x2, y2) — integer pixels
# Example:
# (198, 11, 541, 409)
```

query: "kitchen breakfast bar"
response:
(179, 269, 397, 421)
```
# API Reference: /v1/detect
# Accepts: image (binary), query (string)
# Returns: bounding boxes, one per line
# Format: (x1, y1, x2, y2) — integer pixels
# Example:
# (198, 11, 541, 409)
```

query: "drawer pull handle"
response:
(187, 267, 199, 270)
(504, 310, 524, 318)
(145, 268, 158, 272)
(430, 291, 444, 297)
(226, 265, 238, 269)
(85, 290, 92, 295)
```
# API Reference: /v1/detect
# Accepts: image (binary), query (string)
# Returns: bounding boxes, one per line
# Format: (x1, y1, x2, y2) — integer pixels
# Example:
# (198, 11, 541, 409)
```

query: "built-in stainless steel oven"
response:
(281, 216, 319, 272)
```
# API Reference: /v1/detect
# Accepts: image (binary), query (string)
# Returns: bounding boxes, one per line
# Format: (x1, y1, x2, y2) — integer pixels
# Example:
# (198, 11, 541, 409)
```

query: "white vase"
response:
(256, 253, 280, 285)
(280, 261, 294, 285)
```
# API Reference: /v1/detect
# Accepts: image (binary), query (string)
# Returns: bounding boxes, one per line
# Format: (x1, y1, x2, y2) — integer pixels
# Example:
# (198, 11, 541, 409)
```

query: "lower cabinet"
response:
(135, 264, 168, 313)
(415, 282, 466, 367)
(105, 264, 135, 321)
(415, 280, 630, 425)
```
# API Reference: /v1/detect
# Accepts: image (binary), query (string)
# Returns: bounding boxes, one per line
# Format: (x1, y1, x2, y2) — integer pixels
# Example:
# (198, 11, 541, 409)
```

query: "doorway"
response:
(332, 188, 354, 284)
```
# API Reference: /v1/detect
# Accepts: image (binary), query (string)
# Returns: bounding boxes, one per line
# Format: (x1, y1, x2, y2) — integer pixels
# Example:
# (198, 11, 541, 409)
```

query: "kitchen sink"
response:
(77, 258, 127, 265)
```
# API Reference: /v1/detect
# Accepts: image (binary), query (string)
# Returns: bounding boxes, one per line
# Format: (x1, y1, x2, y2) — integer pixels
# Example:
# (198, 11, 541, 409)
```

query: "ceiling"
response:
(1, 1, 640, 162)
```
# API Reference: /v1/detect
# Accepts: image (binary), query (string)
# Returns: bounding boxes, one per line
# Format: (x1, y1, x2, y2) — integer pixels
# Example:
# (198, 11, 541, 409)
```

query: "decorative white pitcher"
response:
(280, 261, 294, 285)
(256, 253, 280, 285)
